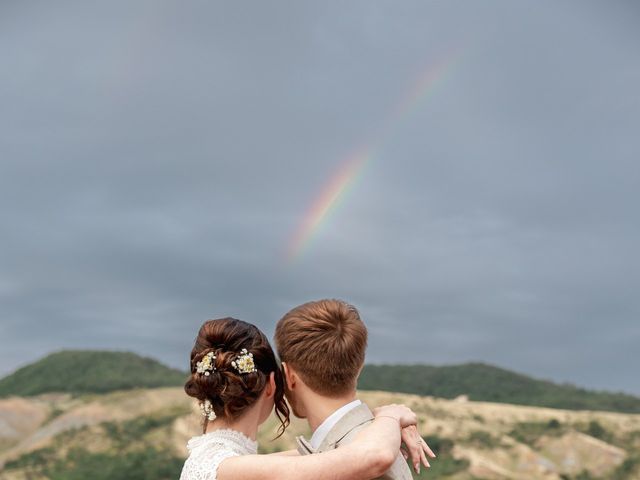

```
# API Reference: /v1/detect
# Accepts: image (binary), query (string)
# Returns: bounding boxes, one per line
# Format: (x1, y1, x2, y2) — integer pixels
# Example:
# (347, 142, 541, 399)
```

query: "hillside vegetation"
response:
(0, 351, 186, 397)
(2, 388, 640, 479)
(2, 351, 639, 415)
(358, 363, 640, 413)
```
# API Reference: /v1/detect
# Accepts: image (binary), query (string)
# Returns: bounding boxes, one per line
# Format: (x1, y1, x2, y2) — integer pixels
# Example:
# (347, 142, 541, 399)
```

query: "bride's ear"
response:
(268, 371, 276, 398)
(262, 371, 277, 399)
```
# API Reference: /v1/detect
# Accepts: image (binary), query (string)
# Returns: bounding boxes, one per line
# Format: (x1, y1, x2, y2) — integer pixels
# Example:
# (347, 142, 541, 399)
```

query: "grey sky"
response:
(1, 1, 639, 394)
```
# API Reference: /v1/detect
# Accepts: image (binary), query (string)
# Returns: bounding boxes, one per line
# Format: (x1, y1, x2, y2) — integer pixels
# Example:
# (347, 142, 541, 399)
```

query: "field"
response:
(2, 388, 640, 479)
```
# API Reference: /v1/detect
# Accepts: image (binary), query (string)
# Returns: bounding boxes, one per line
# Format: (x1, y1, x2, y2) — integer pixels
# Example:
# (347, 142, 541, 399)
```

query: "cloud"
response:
(1, 0, 639, 394)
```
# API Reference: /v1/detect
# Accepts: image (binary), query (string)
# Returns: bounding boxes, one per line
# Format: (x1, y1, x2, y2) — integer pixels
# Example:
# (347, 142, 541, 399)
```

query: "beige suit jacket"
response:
(296, 403, 413, 480)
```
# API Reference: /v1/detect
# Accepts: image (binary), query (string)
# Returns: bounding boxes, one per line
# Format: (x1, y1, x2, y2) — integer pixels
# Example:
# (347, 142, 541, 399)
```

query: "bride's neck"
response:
(204, 406, 261, 441)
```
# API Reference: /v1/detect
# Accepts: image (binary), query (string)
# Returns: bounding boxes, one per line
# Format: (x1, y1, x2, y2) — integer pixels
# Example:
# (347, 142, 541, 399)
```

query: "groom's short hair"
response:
(275, 299, 367, 397)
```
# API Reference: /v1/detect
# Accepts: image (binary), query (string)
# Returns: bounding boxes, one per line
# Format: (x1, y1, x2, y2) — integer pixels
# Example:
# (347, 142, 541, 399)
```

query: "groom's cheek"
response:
(284, 392, 304, 419)
(291, 405, 305, 419)
(284, 390, 294, 409)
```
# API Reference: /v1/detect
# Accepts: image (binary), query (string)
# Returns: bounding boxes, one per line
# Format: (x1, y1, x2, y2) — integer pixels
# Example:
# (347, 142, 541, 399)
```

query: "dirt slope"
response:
(1, 389, 639, 479)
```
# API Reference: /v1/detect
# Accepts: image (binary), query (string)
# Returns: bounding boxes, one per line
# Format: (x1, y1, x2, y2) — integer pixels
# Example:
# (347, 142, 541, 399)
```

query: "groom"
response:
(275, 299, 433, 479)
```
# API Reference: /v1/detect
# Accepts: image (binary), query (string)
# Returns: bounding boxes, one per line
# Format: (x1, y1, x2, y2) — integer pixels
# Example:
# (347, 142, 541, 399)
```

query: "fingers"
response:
(409, 446, 422, 474)
(422, 439, 436, 458)
(405, 429, 423, 474)
(412, 423, 436, 459)
(419, 441, 430, 469)
(400, 425, 416, 447)
(385, 403, 437, 471)
(402, 426, 435, 473)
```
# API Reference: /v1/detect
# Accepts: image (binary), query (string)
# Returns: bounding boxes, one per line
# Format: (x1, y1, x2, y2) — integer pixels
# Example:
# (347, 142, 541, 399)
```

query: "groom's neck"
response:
(303, 389, 358, 433)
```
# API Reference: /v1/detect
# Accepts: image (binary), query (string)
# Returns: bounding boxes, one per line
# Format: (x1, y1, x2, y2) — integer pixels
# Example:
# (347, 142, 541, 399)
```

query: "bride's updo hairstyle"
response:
(184, 317, 290, 436)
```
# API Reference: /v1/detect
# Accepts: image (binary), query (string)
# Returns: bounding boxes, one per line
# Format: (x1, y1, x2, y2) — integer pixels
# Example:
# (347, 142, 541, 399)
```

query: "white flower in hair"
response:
(231, 348, 257, 374)
(196, 351, 216, 376)
(199, 398, 216, 421)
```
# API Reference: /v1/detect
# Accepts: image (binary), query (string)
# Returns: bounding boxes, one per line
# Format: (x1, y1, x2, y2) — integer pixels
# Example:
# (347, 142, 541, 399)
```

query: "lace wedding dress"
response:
(180, 428, 258, 480)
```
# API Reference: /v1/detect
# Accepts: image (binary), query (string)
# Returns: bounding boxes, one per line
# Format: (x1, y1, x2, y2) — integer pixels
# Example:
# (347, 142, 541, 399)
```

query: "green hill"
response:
(0, 350, 186, 397)
(3, 351, 639, 415)
(358, 363, 640, 413)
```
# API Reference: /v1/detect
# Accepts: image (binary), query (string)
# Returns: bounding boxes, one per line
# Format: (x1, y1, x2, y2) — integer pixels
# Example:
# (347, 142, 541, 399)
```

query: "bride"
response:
(180, 317, 431, 480)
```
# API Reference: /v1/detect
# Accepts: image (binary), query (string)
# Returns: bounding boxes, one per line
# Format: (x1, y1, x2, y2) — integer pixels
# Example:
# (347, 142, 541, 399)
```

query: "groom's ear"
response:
(281, 362, 296, 390)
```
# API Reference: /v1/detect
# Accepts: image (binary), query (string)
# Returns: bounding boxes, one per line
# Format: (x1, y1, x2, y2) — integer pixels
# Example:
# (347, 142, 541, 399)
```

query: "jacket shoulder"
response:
(317, 403, 374, 451)
(319, 403, 413, 480)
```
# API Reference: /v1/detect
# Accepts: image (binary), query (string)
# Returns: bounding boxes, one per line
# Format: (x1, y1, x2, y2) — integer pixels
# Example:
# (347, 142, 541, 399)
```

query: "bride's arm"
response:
(267, 449, 299, 456)
(217, 405, 413, 480)
(219, 418, 399, 480)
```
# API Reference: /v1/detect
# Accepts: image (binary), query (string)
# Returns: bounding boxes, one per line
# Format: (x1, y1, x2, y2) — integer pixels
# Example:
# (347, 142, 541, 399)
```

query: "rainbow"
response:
(286, 46, 467, 262)
(287, 147, 371, 260)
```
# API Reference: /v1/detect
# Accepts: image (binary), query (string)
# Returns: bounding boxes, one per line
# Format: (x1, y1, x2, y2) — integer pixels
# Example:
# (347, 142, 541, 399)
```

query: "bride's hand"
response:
(400, 424, 436, 474)
(372, 403, 417, 428)
(373, 404, 436, 475)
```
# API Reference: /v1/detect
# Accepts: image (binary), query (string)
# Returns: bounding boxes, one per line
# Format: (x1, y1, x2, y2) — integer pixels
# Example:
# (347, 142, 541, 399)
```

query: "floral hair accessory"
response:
(199, 398, 216, 421)
(196, 351, 216, 376)
(231, 348, 257, 374)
